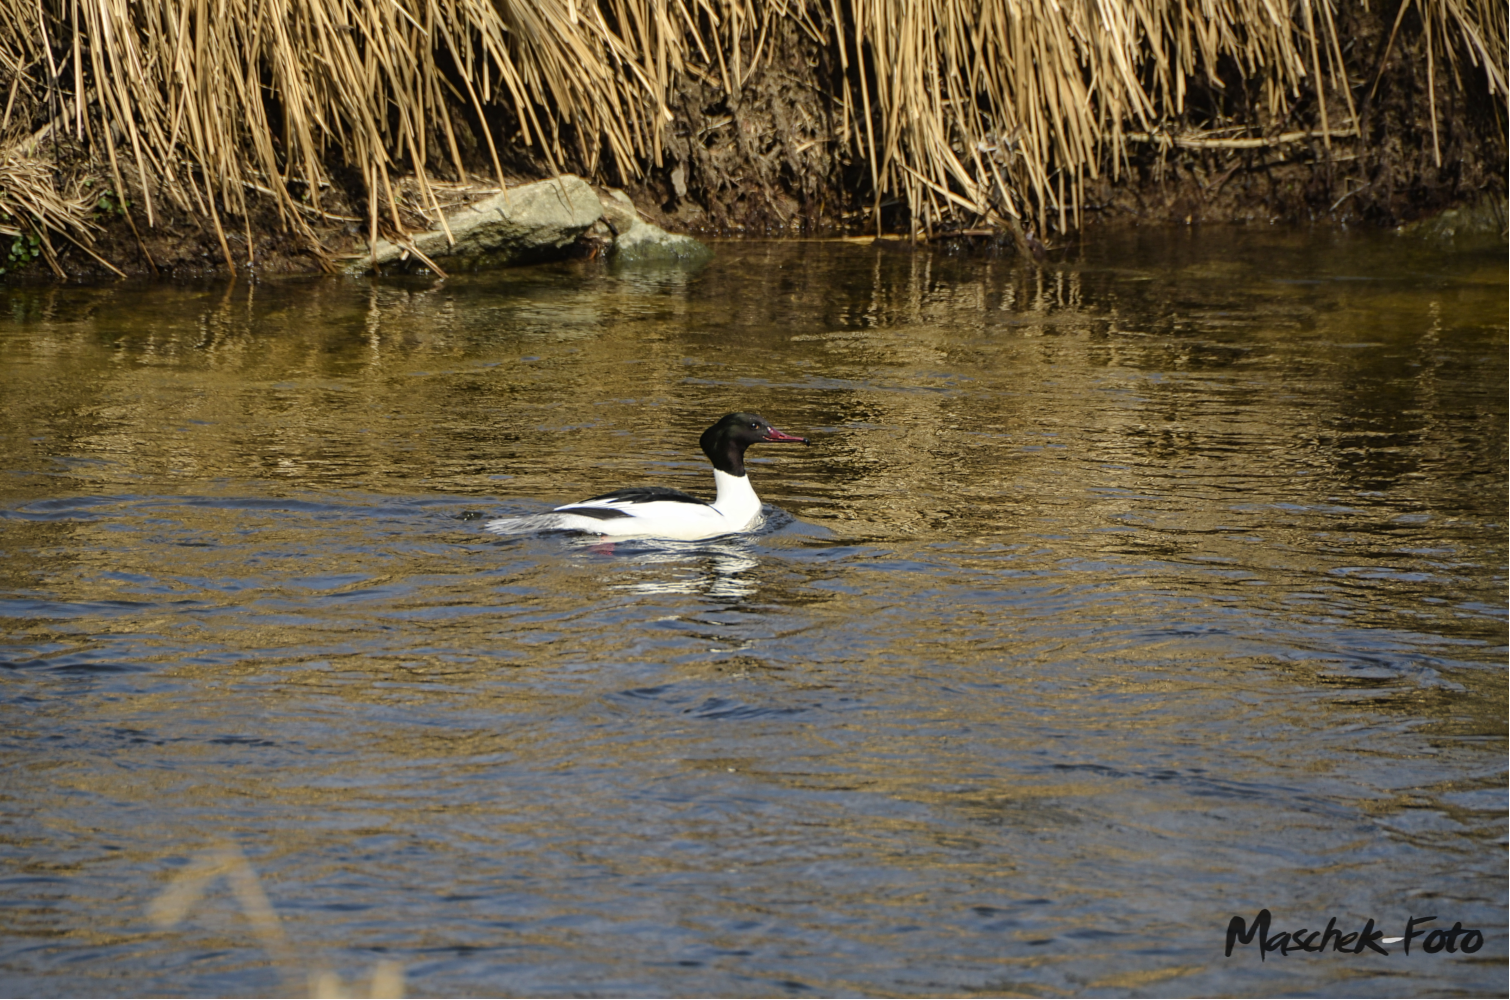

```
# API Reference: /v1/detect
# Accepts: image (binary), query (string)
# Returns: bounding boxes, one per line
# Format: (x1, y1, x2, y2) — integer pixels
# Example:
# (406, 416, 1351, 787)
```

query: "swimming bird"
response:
(485, 412, 810, 540)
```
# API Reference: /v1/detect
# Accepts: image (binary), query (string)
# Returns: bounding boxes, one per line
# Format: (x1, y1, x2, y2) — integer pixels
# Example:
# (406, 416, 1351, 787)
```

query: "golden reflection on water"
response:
(0, 229, 1505, 996)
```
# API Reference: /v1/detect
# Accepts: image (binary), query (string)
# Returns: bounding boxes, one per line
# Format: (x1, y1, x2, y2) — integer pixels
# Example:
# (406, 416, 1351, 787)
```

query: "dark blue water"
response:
(1, 229, 1505, 997)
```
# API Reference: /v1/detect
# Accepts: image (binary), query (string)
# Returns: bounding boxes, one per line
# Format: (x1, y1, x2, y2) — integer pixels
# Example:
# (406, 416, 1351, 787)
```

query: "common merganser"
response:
(485, 412, 810, 540)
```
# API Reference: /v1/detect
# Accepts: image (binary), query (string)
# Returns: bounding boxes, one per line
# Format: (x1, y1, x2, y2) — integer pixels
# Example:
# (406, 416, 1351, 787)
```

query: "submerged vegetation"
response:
(0, 0, 1504, 275)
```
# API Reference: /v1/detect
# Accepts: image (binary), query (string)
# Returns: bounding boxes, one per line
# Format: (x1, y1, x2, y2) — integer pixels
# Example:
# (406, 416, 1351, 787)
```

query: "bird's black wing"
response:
(569, 486, 710, 507)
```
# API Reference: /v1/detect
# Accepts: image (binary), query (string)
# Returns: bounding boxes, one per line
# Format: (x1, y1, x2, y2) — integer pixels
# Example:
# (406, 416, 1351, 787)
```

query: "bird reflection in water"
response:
(581, 535, 762, 599)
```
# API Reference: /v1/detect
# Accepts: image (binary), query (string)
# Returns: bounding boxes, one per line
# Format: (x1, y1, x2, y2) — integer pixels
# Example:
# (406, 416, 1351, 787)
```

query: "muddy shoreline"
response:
(19, 192, 1502, 285)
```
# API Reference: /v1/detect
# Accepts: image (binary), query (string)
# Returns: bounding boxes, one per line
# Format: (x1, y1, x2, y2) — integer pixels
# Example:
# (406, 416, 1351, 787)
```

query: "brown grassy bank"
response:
(0, 0, 1503, 279)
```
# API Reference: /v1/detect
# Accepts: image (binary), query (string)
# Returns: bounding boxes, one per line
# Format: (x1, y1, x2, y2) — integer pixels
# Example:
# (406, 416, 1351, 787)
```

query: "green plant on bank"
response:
(94, 189, 126, 217)
(79, 177, 124, 217)
(1, 230, 41, 274)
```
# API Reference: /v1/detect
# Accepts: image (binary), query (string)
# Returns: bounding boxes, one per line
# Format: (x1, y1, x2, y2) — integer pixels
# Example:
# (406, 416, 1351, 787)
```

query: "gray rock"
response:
(1397, 196, 1507, 250)
(611, 216, 712, 266)
(599, 188, 639, 236)
(351, 174, 604, 273)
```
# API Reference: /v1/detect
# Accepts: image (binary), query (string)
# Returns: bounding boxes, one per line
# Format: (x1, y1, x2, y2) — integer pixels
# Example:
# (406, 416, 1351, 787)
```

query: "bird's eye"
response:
(750, 421, 760, 428)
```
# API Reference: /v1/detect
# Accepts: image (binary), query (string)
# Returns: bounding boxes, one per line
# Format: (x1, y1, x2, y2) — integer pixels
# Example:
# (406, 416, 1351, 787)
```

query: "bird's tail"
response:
(484, 514, 573, 535)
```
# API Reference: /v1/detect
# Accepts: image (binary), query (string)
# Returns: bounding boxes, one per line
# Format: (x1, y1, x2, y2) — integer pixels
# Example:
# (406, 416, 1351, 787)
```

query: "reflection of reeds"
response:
(151, 841, 404, 999)
(0, 0, 1503, 260)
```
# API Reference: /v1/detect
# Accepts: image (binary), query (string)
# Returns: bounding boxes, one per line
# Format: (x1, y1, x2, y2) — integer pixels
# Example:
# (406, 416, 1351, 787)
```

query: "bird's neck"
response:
(711, 468, 761, 525)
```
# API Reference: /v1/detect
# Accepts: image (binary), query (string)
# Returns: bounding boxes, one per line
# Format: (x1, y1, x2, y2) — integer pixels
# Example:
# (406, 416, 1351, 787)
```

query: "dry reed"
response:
(0, 130, 124, 276)
(825, 0, 1506, 236)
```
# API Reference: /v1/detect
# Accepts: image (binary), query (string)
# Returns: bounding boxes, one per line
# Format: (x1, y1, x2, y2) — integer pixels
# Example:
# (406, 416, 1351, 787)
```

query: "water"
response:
(0, 229, 1504, 998)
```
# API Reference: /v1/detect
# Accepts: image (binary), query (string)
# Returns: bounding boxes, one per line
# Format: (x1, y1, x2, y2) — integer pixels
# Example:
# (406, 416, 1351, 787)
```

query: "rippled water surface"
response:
(1, 230, 1505, 997)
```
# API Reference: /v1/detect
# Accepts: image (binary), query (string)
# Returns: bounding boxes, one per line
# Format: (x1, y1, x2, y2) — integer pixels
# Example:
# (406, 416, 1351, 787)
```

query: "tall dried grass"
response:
(0, 0, 729, 268)
(827, 0, 1506, 237)
(0, 0, 1503, 269)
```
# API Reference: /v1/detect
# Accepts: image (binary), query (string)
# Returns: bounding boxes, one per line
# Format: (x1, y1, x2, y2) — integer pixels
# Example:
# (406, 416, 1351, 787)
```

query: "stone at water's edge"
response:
(598, 187, 712, 266)
(1396, 196, 1508, 251)
(599, 188, 639, 236)
(348, 175, 711, 273)
(611, 216, 714, 266)
(350, 175, 604, 273)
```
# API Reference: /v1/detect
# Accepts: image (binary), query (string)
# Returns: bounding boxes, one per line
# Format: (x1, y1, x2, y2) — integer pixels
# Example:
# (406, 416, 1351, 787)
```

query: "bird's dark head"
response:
(700, 412, 809, 476)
